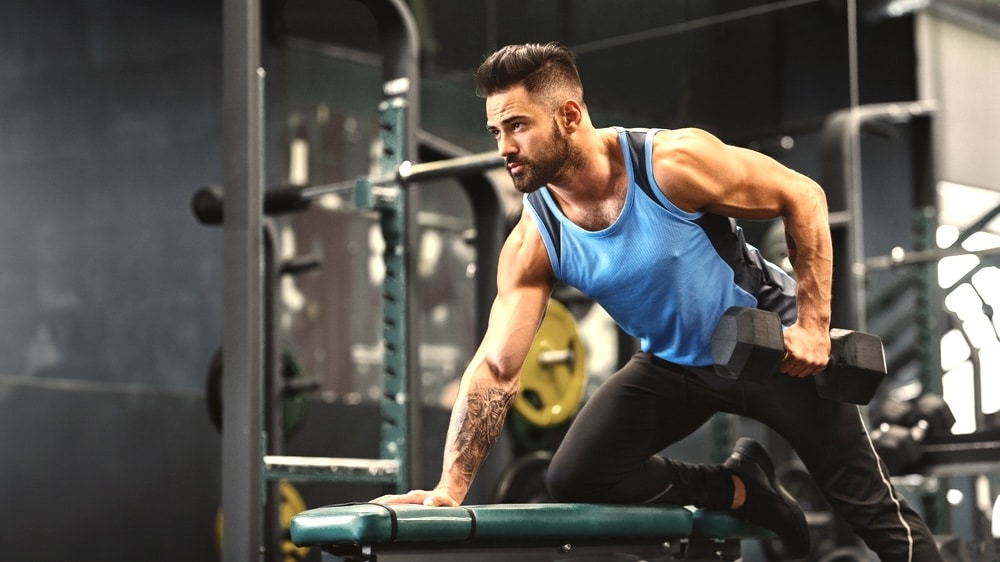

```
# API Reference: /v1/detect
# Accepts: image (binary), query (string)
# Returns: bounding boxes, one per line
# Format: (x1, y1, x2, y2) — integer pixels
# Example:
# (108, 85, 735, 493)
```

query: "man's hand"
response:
(781, 322, 830, 377)
(371, 488, 460, 507)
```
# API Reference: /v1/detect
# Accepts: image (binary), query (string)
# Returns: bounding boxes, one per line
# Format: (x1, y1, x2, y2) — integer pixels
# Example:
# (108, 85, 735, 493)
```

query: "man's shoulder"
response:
(652, 127, 717, 149)
(594, 127, 623, 142)
(500, 214, 555, 286)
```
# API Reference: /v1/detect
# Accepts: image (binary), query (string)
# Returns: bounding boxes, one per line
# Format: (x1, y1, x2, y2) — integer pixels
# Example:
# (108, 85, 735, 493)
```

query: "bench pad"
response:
(290, 503, 773, 548)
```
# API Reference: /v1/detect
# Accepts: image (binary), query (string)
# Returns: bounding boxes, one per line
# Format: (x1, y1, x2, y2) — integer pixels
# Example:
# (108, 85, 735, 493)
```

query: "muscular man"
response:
(375, 43, 941, 561)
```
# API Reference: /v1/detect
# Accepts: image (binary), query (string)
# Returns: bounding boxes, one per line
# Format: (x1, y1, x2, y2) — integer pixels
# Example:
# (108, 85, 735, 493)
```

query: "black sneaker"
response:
(723, 438, 811, 559)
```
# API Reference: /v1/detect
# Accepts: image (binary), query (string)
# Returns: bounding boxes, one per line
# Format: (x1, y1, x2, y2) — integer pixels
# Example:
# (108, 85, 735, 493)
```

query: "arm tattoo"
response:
(450, 387, 515, 481)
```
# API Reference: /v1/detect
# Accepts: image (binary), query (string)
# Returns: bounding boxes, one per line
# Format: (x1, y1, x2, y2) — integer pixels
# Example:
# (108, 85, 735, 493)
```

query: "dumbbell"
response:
(870, 394, 956, 438)
(711, 307, 887, 405)
(870, 421, 928, 475)
(869, 393, 956, 474)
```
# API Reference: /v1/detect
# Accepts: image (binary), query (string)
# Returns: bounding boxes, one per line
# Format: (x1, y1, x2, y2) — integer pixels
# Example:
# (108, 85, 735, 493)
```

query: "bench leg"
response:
(320, 545, 374, 561)
(683, 537, 745, 561)
(319, 540, 753, 561)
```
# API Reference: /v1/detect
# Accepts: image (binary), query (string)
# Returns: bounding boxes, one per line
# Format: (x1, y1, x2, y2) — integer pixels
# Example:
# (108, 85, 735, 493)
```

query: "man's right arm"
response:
(372, 212, 555, 506)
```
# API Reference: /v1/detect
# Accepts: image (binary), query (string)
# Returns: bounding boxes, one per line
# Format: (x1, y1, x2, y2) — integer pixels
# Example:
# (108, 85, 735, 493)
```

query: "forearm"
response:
(783, 175, 833, 332)
(435, 360, 518, 503)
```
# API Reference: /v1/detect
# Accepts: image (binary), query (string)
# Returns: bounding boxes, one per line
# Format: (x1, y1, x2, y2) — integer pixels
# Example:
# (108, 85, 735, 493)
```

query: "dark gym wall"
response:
(0, 0, 225, 560)
(0, 0, 224, 385)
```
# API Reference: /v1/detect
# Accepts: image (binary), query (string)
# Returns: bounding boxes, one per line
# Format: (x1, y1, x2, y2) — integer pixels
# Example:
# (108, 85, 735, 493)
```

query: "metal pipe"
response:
(865, 204, 1000, 270)
(865, 244, 1000, 270)
(954, 204, 1000, 247)
(220, 0, 264, 558)
(356, 0, 423, 491)
(416, 129, 506, 349)
(191, 151, 506, 223)
(820, 100, 938, 331)
(398, 152, 505, 183)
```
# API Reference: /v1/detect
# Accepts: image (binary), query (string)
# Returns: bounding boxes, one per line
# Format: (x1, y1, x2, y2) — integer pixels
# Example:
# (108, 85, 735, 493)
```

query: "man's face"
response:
(486, 86, 573, 194)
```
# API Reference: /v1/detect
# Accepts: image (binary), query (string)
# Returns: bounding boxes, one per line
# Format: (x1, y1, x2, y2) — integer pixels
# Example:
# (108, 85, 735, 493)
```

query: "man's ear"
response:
(559, 100, 583, 133)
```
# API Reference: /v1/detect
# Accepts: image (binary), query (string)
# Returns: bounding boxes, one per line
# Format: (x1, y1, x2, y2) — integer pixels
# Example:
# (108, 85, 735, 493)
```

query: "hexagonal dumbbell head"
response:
(816, 329, 887, 405)
(711, 307, 784, 383)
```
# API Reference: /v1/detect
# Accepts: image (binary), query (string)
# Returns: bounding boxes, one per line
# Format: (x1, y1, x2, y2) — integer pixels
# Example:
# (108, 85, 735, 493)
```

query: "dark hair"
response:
(475, 43, 583, 108)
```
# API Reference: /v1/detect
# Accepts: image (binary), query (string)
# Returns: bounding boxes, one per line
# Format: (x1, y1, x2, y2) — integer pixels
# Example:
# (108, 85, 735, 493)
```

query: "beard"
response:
(508, 122, 584, 194)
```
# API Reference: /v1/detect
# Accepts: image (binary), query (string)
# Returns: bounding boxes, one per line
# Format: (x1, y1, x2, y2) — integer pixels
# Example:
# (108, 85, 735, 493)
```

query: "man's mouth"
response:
(507, 161, 525, 175)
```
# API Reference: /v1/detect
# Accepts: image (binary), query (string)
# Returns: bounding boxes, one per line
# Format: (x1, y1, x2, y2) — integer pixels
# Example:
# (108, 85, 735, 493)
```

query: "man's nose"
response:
(497, 133, 516, 158)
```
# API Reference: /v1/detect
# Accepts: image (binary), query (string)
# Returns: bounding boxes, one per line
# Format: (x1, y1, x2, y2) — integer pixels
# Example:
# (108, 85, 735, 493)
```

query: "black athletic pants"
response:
(546, 352, 942, 562)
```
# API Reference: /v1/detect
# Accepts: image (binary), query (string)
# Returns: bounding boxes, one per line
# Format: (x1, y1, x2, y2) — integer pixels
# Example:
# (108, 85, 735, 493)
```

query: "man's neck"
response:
(545, 128, 627, 231)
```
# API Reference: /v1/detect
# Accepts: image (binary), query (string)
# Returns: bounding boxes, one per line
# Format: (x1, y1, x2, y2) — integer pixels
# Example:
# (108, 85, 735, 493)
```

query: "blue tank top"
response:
(524, 127, 797, 367)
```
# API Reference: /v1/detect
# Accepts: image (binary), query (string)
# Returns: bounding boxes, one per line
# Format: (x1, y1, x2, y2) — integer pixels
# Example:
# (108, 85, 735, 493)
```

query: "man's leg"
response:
(546, 353, 811, 558)
(546, 353, 726, 506)
(739, 372, 943, 562)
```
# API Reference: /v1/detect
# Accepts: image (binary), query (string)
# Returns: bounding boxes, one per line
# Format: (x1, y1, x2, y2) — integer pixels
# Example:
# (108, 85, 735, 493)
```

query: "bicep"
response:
(476, 217, 555, 382)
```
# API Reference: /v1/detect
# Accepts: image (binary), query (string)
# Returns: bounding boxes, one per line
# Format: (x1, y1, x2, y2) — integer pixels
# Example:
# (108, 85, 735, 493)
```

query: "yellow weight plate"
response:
(215, 481, 310, 562)
(278, 481, 310, 561)
(513, 298, 587, 427)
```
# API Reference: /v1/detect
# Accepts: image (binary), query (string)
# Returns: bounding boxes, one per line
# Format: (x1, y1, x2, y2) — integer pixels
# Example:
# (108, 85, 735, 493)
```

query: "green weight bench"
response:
(290, 503, 776, 561)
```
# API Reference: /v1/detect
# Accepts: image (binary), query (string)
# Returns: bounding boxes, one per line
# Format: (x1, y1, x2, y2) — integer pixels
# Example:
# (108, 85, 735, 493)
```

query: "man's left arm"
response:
(651, 128, 832, 376)
(763, 170, 833, 376)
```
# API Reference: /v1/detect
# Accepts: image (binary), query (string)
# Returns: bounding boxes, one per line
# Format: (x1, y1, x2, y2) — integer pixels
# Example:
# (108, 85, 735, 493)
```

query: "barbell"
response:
(191, 152, 505, 225)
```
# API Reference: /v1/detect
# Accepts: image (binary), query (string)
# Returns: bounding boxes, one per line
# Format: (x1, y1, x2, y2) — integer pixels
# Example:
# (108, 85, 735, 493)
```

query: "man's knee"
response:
(545, 453, 609, 502)
(545, 457, 587, 502)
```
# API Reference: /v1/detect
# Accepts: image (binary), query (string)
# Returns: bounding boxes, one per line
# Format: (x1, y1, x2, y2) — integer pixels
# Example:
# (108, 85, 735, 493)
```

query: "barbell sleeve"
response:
(537, 348, 574, 366)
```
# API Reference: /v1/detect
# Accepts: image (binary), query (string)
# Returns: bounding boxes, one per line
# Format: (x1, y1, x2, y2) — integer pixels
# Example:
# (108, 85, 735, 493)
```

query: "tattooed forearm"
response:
(448, 386, 516, 482)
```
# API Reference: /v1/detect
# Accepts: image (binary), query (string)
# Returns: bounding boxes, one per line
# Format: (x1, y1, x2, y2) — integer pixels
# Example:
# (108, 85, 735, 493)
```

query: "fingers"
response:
(781, 325, 831, 377)
(780, 354, 816, 378)
(780, 348, 828, 377)
(369, 489, 460, 507)
(370, 489, 430, 505)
